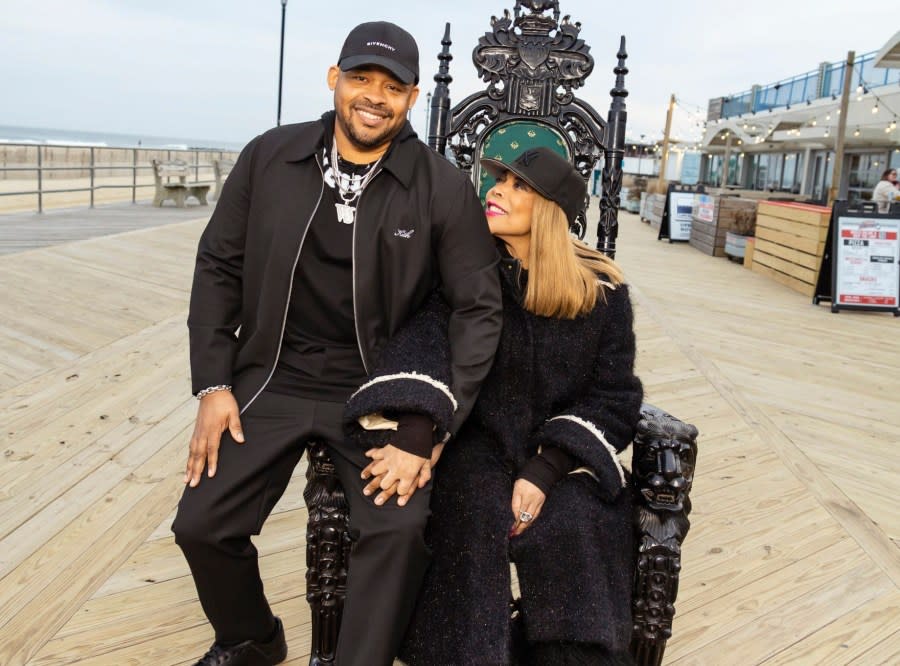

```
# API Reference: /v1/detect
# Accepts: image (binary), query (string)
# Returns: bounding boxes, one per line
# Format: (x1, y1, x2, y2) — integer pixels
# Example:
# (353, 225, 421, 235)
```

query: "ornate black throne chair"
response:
(304, 3, 699, 665)
(427, 0, 627, 254)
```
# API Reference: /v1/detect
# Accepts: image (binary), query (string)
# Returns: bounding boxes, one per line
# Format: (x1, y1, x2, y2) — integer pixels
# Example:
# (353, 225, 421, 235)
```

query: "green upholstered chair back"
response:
(476, 121, 570, 204)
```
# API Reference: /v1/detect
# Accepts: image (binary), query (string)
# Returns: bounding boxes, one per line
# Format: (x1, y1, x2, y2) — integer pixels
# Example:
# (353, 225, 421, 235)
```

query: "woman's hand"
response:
(510, 478, 546, 537)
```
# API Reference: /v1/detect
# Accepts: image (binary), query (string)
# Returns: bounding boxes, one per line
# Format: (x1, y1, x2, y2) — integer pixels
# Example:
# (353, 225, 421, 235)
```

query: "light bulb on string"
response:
(873, 103, 879, 114)
(854, 127, 860, 137)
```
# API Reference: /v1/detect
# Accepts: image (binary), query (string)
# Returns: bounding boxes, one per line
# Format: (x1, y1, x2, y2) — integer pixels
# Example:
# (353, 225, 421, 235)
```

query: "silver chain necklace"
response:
(331, 141, 382, 225)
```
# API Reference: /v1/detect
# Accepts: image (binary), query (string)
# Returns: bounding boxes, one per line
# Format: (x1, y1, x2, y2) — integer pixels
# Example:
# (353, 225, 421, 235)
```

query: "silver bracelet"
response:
(195, 384, 232, 400)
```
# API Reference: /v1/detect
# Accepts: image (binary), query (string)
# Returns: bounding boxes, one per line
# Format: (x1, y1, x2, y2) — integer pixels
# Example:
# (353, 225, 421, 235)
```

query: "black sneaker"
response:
(194, 617, 288, 666)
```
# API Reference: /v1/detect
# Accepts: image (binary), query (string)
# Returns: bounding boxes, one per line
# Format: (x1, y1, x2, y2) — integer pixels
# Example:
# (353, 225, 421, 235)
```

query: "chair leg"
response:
(304, 442, 352, 666)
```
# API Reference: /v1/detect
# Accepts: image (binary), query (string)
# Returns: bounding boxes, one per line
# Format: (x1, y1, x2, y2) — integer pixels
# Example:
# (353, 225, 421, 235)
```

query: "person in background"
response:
(872, 167, 898, 212)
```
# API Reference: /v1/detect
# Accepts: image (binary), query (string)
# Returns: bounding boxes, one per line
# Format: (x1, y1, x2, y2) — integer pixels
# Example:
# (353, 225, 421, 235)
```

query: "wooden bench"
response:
(150, 159, 211, 208)
(213, 158, 234, 200)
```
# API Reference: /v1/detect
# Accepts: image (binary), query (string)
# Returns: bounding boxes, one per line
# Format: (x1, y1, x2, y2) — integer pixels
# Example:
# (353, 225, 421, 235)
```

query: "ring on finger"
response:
(519, 510, 534, 523)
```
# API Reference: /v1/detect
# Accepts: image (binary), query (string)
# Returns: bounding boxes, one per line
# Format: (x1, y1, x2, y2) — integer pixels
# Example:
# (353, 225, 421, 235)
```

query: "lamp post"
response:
(277, 0, 288, 127)
(637, 133, 645, 175)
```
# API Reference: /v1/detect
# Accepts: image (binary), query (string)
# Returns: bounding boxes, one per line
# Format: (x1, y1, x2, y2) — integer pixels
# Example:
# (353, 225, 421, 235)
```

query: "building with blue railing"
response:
(699, 33, 900, 203)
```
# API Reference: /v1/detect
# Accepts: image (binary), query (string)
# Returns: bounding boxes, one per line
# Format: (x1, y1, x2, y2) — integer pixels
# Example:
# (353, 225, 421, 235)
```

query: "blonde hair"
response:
(522, 196, 625, 319)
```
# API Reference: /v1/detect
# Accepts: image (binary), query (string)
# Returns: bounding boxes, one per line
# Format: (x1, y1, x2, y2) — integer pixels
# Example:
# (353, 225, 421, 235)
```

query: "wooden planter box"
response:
(691, 194, 758, 257)
(644, 193, 666, 229)
(751, 201, 832, 297)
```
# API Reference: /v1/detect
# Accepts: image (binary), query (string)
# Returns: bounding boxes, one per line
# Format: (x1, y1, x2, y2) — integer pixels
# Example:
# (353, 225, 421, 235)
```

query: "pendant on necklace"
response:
(335, 203, 356, 225)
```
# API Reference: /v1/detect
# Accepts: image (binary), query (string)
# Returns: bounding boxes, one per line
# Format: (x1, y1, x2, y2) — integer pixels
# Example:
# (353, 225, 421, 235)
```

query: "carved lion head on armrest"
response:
(632, 405, 699, 512)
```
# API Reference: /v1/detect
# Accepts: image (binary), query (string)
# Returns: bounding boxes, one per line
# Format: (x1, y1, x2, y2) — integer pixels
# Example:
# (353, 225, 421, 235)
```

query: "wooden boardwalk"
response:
(0, 205, 898, 665)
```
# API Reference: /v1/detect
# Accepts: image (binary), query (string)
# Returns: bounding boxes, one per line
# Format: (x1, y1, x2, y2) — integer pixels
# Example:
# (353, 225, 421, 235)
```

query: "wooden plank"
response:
(754, 238, 821, 270)
(666, 550, 878, 662)
(752, 253, 817, 289)
(757, 200, 832, 227)
(847, 629, 900, 664)
(0, 425, 190, 665)
(30, 547, 312, 665)
(756, 212, 829, 242)
(762, 589, 900, 665)
(754, 225, 825, 255)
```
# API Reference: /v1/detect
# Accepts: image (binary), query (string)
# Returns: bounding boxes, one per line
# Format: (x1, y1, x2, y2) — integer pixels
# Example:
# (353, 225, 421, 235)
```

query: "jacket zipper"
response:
(240, 158, 326, 415)
(351, 168, 383, 375)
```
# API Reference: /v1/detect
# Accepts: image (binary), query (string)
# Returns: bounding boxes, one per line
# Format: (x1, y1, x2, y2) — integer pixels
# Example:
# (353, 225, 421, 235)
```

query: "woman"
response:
(345, 148, 643, 665)
(872, 168, 898, 213)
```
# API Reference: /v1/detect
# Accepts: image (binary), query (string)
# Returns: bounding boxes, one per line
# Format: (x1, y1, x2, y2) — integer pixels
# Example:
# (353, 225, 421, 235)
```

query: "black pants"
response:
(172, 389, 432, 666)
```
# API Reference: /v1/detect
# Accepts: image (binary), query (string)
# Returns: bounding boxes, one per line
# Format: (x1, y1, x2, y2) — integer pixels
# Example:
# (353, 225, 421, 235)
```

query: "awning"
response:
(874, 31, 900, 69)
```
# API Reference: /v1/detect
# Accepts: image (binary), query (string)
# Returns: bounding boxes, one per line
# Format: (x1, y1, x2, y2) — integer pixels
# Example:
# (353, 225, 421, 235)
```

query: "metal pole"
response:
(37, 146, 43, 214)
(132, 148, 137, 203)
(90, 147, 95, 208)
(659, 93, 675, 183)
(277, 0, 287, 127)
(638, 134, 645, 175)
(828, 51, 854, 206)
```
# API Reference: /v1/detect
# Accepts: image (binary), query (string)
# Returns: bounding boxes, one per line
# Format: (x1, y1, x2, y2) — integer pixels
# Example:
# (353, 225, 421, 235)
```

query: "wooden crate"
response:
(690, 195, 758, 257)
(743, 236, 755, 269)
(751, 201, 832, 297)
(644, 193, 666, 229)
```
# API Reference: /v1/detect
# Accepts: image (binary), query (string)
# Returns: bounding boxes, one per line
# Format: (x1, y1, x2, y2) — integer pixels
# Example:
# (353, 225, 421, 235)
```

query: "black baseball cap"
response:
(481, 147, 586, 224)
(338, 21, 420, 85)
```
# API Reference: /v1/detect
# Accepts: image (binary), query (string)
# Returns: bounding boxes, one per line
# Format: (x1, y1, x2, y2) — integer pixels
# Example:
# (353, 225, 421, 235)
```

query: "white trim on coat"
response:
(547, 415, 626, 487)
(350, 372, 459, 412)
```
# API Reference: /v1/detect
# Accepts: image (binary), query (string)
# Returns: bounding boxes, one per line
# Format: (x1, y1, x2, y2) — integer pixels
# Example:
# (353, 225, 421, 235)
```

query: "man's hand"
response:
(361, 444, 429, 507)
(185, 390, 244, 487)
(510, 478, 546, 537)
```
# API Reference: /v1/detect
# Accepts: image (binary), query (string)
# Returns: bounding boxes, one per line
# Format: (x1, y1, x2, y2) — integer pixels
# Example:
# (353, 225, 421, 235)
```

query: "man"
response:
(172, 21, 502, 666)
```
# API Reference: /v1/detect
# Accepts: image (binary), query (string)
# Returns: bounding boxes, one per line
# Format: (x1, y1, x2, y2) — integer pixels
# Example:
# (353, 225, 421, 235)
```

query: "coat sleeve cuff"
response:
(344, 372, 457, 449)
(534, 415, 627, 501)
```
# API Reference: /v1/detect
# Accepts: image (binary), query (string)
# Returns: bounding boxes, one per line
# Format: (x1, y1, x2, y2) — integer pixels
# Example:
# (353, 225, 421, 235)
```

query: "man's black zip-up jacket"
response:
(188, 113, 502, 434)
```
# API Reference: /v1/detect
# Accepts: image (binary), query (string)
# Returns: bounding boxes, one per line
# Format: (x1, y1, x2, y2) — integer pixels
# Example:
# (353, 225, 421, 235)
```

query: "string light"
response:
(872, 103, 879, 114)
(854, 127, 861, 137)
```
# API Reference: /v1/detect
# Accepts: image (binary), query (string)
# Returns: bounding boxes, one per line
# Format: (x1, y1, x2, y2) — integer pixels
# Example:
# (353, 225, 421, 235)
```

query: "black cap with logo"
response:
(481, 147, 586, 224)
(338, 21, 420, 85)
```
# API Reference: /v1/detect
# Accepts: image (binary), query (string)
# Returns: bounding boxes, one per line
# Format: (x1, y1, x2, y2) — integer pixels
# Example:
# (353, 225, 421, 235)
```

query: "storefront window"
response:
(782, 153, 800, 192)
(847, 152, 888, 203)
(809, 151, 833, 203)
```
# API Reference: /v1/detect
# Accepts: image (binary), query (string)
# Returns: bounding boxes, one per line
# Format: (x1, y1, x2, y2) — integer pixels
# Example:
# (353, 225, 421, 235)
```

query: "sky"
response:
(0, 0, 893, 148)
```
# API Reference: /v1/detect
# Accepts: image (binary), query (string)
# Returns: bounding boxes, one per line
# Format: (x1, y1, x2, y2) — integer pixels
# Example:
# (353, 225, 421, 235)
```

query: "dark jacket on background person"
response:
(187, 112, 502, 432)
(346, 256, 644, 664)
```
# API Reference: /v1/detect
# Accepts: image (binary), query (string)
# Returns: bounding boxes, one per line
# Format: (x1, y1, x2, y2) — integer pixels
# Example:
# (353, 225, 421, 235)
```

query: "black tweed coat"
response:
(345, 256, 643, 665)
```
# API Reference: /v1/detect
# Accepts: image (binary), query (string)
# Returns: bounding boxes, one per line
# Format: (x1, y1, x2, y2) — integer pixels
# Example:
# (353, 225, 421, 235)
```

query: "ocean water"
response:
(0, 124, 244, 151)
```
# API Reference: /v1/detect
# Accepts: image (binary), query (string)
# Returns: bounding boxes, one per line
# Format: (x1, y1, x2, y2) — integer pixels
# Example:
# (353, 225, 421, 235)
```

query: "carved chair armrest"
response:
(304, 442, 352, 666)
(629, 404, 699, 666)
